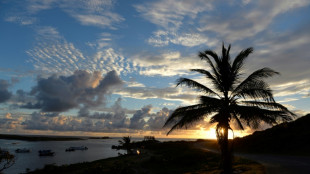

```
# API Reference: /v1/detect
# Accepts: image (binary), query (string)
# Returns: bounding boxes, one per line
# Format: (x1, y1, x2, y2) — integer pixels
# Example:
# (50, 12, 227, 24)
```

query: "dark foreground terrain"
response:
(27, 141, 264, 174)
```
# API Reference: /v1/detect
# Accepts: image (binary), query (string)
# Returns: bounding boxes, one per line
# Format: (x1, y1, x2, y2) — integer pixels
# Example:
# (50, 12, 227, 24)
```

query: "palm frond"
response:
(199, 96, 222, 104)
(232, 68, 279, 97)
(199, 51, 222, 89)
(190, 69, 223, 94)
(221, 43, 231, 63)
(200, 50, 220, 65)
(241, 101, 296, 116)
(231, 105, 292, 128)
(164, 104, 219, 135)
(232, 47, 253, 74)
(177, 78, 218, 96)
(166, 107, 211, 135)
(164, 104, 208, 127)
(209, 113, 221, 124)
(232, 80, 275, 102)
(232, 112, 244, 130)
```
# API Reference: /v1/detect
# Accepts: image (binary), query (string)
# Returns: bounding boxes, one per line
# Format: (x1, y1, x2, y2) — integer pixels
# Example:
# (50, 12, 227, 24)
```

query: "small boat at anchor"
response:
(38, 150, 55, 156)
(65, 146, 88, 152)
(15, 148, 31, 153)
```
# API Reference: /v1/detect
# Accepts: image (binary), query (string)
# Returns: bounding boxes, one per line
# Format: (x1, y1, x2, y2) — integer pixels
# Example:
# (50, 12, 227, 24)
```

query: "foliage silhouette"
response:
(0, 148, 15, 173)
(118, 136, 132, 154)
(164, 43, 295, 173)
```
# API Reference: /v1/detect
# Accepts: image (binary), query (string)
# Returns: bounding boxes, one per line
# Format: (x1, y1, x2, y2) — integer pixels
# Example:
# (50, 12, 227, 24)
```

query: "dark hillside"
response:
(234, 114, 310, 155)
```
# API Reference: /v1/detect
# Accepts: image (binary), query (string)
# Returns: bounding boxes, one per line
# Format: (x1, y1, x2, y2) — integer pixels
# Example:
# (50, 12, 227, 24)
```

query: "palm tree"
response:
(118, 136, 132, 154)
(163, 44, 295, 173)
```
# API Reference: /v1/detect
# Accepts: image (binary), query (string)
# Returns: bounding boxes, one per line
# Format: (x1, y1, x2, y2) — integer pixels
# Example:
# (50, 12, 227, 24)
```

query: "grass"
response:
(27, 141, 265, 174)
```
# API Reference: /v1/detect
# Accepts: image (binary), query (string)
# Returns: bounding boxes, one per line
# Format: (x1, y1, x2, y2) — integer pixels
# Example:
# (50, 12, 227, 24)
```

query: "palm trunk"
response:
(217, 121, 233, 173)
(221, 126, 232, 174)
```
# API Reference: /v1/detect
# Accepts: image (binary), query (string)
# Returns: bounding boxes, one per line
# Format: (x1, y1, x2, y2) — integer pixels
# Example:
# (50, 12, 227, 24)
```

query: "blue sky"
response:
(0, 0, 310, 138)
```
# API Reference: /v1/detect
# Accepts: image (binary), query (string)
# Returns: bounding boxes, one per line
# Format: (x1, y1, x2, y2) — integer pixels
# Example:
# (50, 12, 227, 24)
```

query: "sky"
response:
(0, 0, 310, 139)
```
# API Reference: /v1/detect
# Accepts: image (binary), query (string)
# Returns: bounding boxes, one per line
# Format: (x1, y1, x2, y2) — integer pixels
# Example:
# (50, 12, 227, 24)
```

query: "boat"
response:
(15, 148, 30, 153)
(65, 147, 75, 152)
(38, 150, 55, 156)
(65, 146, 88, 152)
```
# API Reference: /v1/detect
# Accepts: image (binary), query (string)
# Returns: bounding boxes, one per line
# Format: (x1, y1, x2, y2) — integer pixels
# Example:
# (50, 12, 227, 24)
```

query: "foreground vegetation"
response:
(28, 141, 264, 174)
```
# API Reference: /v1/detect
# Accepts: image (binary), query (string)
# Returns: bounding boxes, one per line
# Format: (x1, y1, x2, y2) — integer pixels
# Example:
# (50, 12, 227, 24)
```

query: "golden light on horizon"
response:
(196, 127, 249, 139)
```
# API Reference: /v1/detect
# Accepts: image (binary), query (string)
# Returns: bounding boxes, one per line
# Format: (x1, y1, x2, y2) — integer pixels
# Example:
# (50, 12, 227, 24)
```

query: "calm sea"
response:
(0, 137, 195, 174)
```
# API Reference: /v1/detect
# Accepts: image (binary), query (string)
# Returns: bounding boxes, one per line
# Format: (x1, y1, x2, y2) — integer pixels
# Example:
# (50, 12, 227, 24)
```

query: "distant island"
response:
(88, 136, 110, 139)
(0, 134, 84, 141)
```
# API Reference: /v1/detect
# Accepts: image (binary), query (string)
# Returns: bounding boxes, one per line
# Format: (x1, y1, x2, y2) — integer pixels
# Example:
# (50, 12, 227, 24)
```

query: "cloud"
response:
(21, 70, 123, 112)
(131, 51, 208, 76)
(146, 107, 172, 131)
(35, 26, 62, 40)
(75, 13, 124, 29)
(148, 30, 217, 47)
(198, 0, 310, 41)
(78, 98, 128, 129)
(20, 104, 174, 134)
(0, 113, 22, 129)
(27, 28, 133, 75)
(4, 0, 123, 29)
(116, 86, 198, 105)
(135, 0, 216, 49)
(5, 16, 36, 25)
(134, 0, 213, 30)
(272, 80, 310, 98)
(129, 105, 150, 129)
(0, 79, 12, 103)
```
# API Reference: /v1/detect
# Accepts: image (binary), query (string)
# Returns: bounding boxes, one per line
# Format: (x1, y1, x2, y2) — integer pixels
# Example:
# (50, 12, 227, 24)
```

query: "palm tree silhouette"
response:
(118, 136, 132, 154)
(164, 44, 295, 173)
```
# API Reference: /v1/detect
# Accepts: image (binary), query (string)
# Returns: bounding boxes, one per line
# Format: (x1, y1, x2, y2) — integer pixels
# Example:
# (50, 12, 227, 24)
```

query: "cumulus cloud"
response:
(129, 105, 150, 129)
(146, 107, 172, 131)
(21, 70, 123, 112)
(19, 101, 174, 134)
(0, 113, 22, 129)
(78, 98, 128, 129)
(0, 79, 12, 103)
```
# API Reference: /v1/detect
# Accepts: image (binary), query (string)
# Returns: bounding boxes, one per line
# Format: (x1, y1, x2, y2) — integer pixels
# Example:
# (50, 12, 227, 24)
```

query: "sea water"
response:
(0, 138, 125, 174)
(0, 137, 195, 174)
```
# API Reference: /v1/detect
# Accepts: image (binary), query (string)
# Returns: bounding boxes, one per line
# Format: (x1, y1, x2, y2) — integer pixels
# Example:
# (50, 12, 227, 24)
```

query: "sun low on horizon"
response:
(0, 0, 310, 139)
